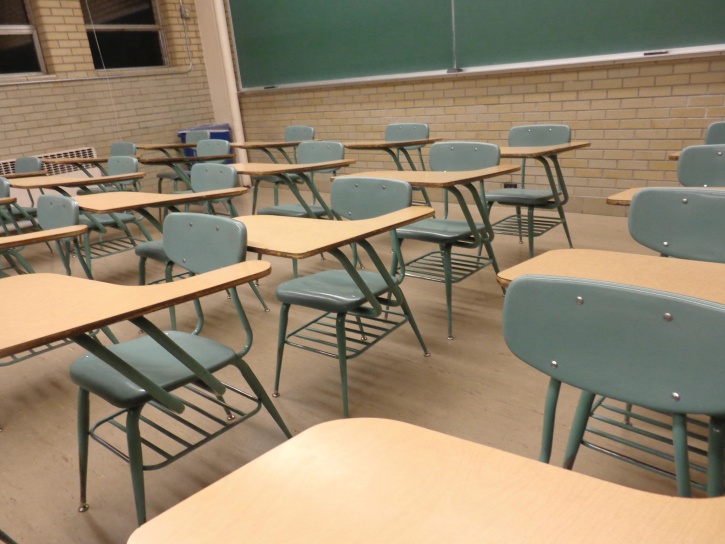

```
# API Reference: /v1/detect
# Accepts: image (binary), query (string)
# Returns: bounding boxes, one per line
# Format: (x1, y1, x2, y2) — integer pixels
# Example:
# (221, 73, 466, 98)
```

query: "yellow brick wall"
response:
(1, 0, 215, 191)
(239, 56, 725, 215)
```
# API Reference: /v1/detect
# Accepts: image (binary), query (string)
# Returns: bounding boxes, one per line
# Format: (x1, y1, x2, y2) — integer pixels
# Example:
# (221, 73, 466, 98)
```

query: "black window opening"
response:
(0, 0, 44, 75)
(82, 0, 166, 69)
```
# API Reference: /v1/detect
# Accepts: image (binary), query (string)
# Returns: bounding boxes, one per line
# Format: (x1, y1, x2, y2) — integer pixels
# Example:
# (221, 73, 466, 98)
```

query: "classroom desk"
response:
(235, 206, 433, 258)
(136, 143, 196, 157)
(0, 225, 88, 275)
(138, 154, 235, 190)
(496, 248, 725, 303)
(0, 262, 270, 388)
(41, 156, 135, 177)
(230, 140, 305, 164)
(344, 138, 440, 171)
(229, 159, 355, 218)
(668, 151, 680, 161)
(73, 187, 247, 233)
(4, 171, 46, 179)
(7, 172, 145, 197)
(605, 186, 725, 206)
(127, 417, 725, 544)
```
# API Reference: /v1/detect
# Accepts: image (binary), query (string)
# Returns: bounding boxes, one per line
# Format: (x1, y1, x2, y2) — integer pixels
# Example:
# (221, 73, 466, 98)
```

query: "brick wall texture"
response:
(1, 1, 214, 191)
(238, 56, 725, 215)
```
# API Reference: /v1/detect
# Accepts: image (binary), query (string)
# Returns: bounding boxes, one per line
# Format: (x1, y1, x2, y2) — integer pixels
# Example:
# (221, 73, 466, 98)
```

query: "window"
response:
(82, 0, 166, 69)
(0, 0, 43, 75)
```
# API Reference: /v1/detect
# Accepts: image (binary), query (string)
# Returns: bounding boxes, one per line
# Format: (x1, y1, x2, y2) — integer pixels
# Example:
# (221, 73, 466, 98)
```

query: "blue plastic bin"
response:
(178, 123, 231, 157)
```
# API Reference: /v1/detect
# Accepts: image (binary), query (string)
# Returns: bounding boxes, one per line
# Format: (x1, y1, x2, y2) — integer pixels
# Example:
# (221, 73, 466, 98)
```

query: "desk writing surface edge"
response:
(236, 207, 434, 259)
(128, 418, 725, 544)
(496, 249, 725, 305)
(0, 225, 87, 249)
(73, 188, 247, 213)
(229, 159, 355, 176)
(337, 165, 520, 187)
(499, 141, 591, 157)
(0, 261, 271, 358)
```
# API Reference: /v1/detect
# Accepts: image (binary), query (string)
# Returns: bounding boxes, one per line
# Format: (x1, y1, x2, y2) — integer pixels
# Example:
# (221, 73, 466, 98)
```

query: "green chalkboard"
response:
(230, 0, 452, 88)
(229, 0, 725, 89)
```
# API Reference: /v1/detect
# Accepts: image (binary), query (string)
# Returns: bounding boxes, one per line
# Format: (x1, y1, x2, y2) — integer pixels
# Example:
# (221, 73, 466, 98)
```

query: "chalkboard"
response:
(229, 0, 725, 89)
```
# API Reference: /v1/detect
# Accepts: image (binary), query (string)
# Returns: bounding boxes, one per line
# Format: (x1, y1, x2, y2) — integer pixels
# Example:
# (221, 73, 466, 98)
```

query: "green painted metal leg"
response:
(252, 181, 260, 214)
(292, 258, 298, 278)
(249, 282, 269, 311)
(442, 245, 454, 340)
(273, 303, 290, 397)
(0, 528, 17, 544)
(235, 358, 292, 438)
(707, 417, 724, 497)
(527, 206, 535, 258)
(539, 379, 561, 463)
(336, 312, 350, 418)
(563, 390, 596, 470)
(77, 389, 91, 514)
(515, 205, 523, 244)
(74, 239, 93, 279)
(672, 413, 692, 497)
(126, 408, 147, 525)
(138, 257, 147, 285)
(165, 262, 177, 330)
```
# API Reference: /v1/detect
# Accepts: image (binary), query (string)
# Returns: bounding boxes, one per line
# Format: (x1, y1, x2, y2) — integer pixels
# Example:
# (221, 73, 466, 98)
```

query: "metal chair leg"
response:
(273, 303, 291, 397)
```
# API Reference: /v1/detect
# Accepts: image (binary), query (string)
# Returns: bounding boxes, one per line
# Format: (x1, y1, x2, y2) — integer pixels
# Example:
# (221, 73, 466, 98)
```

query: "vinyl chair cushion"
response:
(69, 331, 236, 409)
(257, 204, 328, 218)
(276, 270, 390, 313)
(134, 240, 167, 261)
(485, 188, 556, 205)
(79, 213, 136, 227)
(397, 218, 486, 244)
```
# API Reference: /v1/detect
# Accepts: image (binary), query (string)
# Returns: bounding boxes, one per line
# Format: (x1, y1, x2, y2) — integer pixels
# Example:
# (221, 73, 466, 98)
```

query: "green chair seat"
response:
(483, 188, 555, 206)
(70, 331, 236, 409)
(397, 218, 486, 244)
(134, 239, 166, 261)
(79, 213, 136, 227)
(276, 270, 389, 313)
(257, 203, 328, 218)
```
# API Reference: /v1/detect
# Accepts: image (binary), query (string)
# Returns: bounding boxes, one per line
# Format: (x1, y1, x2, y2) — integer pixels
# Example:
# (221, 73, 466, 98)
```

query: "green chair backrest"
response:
(629, 187, 725, 263)
(195, 139, 230, 159)
(186, 130, 211, 146)
(508, 124, 571, 147)
(163, 212, 247, 274)
(297, 141, 344, 164)
(503, 274, 725, 415)
(677, 145, 725, 187)
(37, 194, 80, 229)
(0, 177, 9, 198)
(189, 163, 238, 193)
(704, 121, 725, 144)
(109, 142, 137, 156)
(14, 156, 42, 173)
(428, 142, 500, 171)
(297, 141, 344, 174)
(106, 156, 138, 176)
(330, 177, 411, 220)
(385, 123, 429, 144)
(284, 125, 315, 142)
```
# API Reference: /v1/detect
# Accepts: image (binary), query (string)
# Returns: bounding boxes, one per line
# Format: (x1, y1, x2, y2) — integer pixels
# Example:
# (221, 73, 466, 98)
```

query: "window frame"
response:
(0, 9, 46, 76)
(83, 0, 169, 71)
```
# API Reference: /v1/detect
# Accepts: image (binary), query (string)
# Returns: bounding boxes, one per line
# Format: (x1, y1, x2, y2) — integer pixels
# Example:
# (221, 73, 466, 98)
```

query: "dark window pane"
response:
(0, 34, 40, 74)
(0, 0, 31, 25)
(87, 31, 163, 69)
(82, 0, 156, 25)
